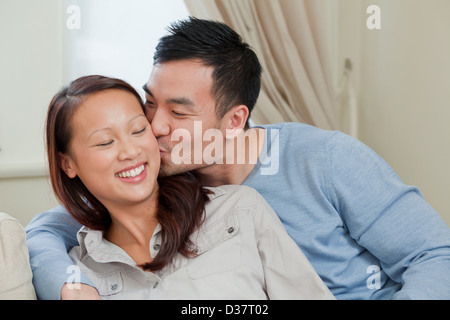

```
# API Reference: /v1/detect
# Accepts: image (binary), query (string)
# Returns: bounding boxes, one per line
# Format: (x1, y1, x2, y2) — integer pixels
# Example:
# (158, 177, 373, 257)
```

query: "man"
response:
(26, 18, 450, 299)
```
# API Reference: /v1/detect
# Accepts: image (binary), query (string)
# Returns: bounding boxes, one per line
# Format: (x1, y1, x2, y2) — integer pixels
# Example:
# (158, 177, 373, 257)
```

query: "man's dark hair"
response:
(154, 17, 262, 128)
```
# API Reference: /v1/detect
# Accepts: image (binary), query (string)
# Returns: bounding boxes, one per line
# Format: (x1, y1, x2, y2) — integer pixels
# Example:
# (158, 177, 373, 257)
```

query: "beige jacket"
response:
(69, 185, 334, 300)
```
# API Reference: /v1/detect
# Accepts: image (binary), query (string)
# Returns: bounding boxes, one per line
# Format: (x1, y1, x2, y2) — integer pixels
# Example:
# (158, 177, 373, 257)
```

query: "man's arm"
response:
(328, 132, 450, 299)
(25, 206, 98, 299)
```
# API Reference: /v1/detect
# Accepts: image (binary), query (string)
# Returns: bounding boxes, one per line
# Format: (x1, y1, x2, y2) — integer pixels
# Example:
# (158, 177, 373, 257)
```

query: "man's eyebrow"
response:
(142, 85, 195, 109)
(167, 97, 196, 108)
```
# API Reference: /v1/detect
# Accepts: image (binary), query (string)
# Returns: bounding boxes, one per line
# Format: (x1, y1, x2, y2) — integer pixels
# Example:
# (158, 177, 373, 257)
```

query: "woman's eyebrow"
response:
(88, 127, 112, 139)
(128, 114, 147, 123)
(87, 114, 146, 139)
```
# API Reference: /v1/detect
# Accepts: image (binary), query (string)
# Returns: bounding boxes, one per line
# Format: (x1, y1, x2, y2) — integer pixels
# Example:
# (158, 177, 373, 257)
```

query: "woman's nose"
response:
(118, 140, 141, 161)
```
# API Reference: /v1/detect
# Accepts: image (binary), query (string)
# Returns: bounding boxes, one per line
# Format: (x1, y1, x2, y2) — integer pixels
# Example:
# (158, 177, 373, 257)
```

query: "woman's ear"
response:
(58, 152, 77, 178)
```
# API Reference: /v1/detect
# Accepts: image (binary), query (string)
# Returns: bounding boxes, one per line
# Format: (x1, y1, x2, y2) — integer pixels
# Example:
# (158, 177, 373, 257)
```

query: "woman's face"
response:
(61, 89, 160, 209)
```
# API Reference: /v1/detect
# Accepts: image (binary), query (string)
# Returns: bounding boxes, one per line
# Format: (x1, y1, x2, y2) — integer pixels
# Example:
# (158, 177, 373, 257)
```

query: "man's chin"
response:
(159, 164, 189, 177)
(159, 161, 209, 177)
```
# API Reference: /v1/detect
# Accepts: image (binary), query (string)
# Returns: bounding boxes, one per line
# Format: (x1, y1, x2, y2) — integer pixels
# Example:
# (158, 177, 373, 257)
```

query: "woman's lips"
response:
(115, 163, 147, 182)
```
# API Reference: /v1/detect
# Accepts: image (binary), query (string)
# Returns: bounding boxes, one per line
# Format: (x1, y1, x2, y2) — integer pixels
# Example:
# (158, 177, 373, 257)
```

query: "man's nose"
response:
(150, 108, 171, 138)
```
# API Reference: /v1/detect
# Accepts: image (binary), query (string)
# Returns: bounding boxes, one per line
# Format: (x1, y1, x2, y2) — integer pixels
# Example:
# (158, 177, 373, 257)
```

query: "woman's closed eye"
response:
(96, 140, 114, 147)
(133, 126, 147, 135)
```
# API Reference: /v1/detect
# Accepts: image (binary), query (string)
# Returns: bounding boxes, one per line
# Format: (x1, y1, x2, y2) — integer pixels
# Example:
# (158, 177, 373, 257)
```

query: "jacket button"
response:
(227, 227, 234, 234)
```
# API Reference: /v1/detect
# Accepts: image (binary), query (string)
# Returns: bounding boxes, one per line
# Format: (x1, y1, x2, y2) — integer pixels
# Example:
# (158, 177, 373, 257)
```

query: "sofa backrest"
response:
(0, 212, 36, 300)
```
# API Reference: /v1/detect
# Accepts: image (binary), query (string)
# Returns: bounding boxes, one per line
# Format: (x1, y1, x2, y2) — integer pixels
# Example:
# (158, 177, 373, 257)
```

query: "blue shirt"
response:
(26, 122, 450, 299)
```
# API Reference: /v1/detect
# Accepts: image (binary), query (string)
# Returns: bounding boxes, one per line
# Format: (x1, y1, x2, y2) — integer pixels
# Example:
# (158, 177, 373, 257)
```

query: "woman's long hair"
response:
(46, 75, 210, 271)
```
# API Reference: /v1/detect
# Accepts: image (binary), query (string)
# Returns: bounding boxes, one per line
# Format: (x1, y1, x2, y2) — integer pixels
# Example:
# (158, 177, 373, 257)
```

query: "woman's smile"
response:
(115, 162, 148, 182)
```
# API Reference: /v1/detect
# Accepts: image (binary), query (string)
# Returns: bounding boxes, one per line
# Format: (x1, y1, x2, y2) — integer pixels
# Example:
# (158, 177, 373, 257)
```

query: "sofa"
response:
(0, 212, 36, 299)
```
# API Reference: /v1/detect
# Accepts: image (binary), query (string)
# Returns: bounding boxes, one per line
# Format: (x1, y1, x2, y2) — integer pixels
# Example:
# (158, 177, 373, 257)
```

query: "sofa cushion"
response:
(0, 212, 36, 300)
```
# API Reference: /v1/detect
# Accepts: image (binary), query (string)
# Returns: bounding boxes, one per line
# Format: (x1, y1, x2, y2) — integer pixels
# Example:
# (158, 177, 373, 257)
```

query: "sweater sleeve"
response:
(25, 206, 95, 300)
(328, 132, 450, 299)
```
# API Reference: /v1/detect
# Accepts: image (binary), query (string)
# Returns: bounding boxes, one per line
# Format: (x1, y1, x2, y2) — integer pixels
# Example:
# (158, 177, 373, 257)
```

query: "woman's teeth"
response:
(116, 164, 145, 178)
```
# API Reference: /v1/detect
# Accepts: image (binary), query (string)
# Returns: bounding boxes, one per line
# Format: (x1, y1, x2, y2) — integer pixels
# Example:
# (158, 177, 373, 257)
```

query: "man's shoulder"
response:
(36, 205, 71, 221)
(25, 205, 79, 231)
(44, 205, 69, 214)
(258, 122, 340, 144)
(257, 121, 328, 132)
(257, 122, 347, 159)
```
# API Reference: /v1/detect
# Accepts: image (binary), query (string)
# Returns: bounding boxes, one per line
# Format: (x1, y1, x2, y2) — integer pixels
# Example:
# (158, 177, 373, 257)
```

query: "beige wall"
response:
(0, 0, 62, 226)
(0, 176, 59, 227)
(335, 0, 450, 226)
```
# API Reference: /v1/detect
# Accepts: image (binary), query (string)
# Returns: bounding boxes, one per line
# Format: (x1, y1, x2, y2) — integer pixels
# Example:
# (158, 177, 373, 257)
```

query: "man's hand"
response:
(61, 283, 101, 300)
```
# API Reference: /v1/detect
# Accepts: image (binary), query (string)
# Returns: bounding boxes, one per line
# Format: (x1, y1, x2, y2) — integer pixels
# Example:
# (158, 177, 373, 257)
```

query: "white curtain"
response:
(184, 0, 338, 130)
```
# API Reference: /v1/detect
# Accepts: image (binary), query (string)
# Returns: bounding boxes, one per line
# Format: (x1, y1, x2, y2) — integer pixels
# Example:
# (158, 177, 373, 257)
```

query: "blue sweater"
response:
(26, 122, 450, 299)
(243, 123, 450, 299)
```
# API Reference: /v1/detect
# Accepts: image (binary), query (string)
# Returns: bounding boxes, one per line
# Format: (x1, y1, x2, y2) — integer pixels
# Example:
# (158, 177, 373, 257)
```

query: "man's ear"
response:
(58, 152, 77, 178)
(225, 105, 249, 134)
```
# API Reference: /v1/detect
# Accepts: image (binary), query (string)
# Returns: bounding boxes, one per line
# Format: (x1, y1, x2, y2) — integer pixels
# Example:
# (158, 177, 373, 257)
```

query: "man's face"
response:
(143, 59, 226, 177)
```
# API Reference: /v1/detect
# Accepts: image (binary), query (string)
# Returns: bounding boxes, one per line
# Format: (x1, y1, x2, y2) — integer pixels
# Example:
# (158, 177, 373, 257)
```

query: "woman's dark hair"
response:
(154, 17, 262, 129)
(46, 75, 210, 271)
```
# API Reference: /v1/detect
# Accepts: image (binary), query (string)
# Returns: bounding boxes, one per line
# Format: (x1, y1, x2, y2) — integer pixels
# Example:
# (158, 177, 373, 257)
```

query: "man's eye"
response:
(145, 100, 155, 108)
(172, 111, 187, 117)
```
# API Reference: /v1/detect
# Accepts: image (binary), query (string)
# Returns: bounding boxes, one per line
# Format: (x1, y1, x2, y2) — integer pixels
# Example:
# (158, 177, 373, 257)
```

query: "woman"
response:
(46, 75, 334, 300)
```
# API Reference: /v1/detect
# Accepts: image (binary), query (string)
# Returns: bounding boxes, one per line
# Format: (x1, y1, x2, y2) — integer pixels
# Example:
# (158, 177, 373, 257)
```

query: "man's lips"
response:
(159, 149, 170, 156)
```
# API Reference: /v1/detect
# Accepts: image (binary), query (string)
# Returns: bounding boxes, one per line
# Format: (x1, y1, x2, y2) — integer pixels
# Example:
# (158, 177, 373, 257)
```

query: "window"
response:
(65, 0, 190, 95)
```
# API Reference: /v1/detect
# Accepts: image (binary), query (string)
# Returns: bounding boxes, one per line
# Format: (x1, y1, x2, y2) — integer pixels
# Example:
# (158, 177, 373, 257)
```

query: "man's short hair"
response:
(154, 17, 262, 128)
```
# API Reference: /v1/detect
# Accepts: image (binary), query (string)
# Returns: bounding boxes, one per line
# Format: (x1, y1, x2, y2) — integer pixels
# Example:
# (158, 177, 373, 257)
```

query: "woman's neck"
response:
(104, 195, 159, 266)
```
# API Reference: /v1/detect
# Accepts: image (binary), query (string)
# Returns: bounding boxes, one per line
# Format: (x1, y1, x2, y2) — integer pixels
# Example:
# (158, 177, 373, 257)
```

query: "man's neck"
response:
(197, 127, 265, 187)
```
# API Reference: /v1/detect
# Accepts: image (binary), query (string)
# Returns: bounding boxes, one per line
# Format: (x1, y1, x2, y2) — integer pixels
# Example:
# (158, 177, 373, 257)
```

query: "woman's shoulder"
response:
(205, 185, 260, 211)
(201, 185, 261, 230)
(190, 185, 259, 255)
(201, 185, 265, 232)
